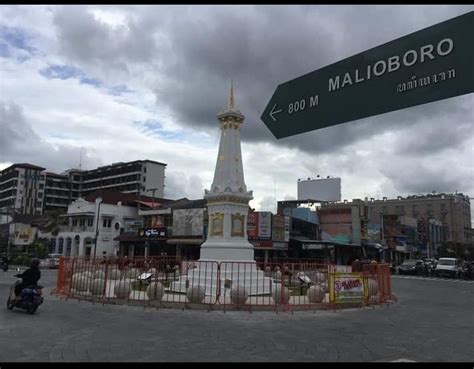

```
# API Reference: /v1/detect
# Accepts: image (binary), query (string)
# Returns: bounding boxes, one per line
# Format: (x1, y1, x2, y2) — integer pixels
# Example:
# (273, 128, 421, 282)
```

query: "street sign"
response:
(261, 11, 474, 139)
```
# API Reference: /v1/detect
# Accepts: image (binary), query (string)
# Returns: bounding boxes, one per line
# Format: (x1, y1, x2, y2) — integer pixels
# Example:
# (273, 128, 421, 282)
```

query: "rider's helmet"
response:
(31, 258, 40, 268)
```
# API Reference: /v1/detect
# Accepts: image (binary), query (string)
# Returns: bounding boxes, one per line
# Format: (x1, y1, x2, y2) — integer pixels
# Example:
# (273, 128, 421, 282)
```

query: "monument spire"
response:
(229, 80, 234, 109)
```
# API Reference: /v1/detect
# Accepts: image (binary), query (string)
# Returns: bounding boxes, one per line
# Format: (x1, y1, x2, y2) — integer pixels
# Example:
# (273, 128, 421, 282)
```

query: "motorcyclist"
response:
(1, 254, 9, 270)
(13, 258, 41, 301)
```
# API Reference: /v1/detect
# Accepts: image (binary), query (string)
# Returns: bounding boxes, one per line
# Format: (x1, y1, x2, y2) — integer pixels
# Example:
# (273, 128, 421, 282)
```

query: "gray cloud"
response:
(51, 5, 474, 159)
(0, 101, 101, 173)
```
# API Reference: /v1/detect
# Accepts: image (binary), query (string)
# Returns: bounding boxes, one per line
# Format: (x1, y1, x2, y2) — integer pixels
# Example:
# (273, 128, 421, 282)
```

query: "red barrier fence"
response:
(52, 257, 394, 311)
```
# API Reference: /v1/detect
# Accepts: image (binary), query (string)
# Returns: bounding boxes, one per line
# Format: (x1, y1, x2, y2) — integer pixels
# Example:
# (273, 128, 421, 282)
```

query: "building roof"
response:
(91, 159, 167, 172)
(84, 190, 173, 207)
(45, 172, 68, 179)
(1, 163, 46, 174)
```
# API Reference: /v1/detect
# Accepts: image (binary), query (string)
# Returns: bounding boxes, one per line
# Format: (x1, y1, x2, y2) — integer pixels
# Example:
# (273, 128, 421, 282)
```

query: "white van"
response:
(435, 258, 462, 278)
(46, 253, 63, 269)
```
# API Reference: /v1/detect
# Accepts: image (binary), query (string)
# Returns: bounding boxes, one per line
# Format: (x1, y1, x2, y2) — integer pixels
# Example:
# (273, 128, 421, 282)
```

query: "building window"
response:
(72, 219, 77, 226)
(382, 206, 387, 214)
(87, 218, 93, 227)
(79, 218, 85, 227)
(440, 203, 447, 212)
(108, 219, 112, 227)
(143, 166, 147, 173)
(38, 192, 43, 198)
(143, 176, 146, 182)
(395, 206, 404, 214)
(103, 219, 107, 228)
(39, 183, 44, 189)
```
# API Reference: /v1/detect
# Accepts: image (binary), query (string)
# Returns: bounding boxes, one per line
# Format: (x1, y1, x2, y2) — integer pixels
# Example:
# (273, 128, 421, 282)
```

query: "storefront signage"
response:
(140, 227, 167, 238)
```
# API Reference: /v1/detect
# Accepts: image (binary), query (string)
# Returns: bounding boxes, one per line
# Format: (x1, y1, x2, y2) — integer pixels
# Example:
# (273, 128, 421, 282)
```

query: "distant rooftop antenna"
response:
(79, 147, 83, 170)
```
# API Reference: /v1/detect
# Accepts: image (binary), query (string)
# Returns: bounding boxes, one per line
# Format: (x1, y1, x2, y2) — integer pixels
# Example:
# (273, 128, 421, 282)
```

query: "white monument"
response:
(170, 83, 272, 296)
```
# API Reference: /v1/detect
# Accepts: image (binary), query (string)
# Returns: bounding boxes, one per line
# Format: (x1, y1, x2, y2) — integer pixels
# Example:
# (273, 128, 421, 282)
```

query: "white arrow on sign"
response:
(269, 104, 283, 122)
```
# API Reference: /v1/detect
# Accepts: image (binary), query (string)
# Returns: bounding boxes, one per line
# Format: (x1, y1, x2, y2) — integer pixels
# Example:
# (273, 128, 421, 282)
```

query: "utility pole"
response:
(147, 188, 158, 209)
(93, 197, 102, 258)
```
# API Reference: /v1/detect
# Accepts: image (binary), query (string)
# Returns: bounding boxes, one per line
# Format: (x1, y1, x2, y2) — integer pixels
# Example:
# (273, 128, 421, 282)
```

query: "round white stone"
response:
(114, 281, 131, 299)
(146, 282, 165, 301)
(123, 268, 139, 279)
(307, 285, 325, 303)
(272, 285, 290, 304)
(186, 285, 206, 303)
(72, 273, 90, 292)
(94, 270, 106, 280)
(81, 271, 94, 280)
(230, 285, 248, 305)
(89, 278, 105, 296)
(107, 268, 121, 280)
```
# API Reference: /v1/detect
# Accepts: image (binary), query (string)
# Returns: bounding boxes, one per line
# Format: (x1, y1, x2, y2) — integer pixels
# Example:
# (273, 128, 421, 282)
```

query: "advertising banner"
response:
(272, 215, 285, 242)
(247, 212, 259, 238)
(173, 208, 204, 236)
(125, 220, 143, 233)
(329, 272, 366, 304)
(258, 212, 272, 239)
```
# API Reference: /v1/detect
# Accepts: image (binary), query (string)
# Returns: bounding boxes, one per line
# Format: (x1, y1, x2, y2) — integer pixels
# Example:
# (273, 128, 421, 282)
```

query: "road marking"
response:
(392, 275, 474, 284)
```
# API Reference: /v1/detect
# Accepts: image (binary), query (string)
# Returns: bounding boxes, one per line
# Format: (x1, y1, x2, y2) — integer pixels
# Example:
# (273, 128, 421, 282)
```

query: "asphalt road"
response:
(0, 268, 473, 362)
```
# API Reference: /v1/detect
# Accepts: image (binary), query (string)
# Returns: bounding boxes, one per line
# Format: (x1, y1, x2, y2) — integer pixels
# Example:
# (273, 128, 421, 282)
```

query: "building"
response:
(54, 191, 169, 257)
(43, 170, 83, 213)
(0, 163, 47, 216)
(367, 193, 472, 252)
(1, 160, 167, 217)
(79, 160, 166, 198)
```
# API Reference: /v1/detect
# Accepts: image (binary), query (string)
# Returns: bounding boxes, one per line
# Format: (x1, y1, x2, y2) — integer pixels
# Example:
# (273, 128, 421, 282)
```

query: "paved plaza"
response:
(0, 269, 473, 362)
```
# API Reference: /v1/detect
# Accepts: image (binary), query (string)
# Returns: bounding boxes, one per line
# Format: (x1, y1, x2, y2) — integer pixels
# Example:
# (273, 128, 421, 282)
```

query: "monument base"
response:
(168, 260, 273, 297)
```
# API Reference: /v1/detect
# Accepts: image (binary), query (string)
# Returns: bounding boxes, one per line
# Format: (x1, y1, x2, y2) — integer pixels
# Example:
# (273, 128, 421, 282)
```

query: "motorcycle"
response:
(7, 276, 44, 314)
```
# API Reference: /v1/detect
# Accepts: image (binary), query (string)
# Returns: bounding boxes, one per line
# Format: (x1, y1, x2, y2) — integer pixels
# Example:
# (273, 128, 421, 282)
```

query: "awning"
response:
(292, 238, 360, 248)
(60, 212, 95, 217)
(167, 238, 203, 245)
(114, 232, 143, 242)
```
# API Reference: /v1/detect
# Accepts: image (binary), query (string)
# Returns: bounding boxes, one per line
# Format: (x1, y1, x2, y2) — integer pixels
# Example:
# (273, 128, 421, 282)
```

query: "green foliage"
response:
(12, 255, 32, 266)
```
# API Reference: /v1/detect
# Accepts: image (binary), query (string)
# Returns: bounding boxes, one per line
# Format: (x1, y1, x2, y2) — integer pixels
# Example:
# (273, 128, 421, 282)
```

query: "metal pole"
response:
(427, 219, 431, 260)
(93, 200, 101, 258)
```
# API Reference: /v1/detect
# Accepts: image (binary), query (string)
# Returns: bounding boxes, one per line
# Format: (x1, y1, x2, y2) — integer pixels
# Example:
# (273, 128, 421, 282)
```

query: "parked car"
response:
(43, 254, 63, 269)
(434, 257, 463, 278)
(398, 259, 424, 275)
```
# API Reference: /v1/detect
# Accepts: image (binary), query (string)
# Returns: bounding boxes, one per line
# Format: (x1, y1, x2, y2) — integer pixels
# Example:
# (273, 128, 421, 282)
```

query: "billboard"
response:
(173, 209, 204, 236)
(297, 178, 341, 202)
(258, 212, 272, 239)
(272, 215, 290, 242)
(13, 225, 37, 245)
(247, 212, 259, 238)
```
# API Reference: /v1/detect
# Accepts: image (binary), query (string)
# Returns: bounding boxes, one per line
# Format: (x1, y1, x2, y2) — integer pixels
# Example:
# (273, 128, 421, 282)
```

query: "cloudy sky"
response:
(0, 5, 473, 215)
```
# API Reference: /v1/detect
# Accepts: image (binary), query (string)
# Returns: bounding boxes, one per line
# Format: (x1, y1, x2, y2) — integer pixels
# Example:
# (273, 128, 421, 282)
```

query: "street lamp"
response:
(93, 197, 102, 258)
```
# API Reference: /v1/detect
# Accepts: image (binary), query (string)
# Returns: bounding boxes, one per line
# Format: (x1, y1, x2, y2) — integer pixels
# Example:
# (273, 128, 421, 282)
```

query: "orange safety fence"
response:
(53, 257, 394, 311)
(362, 263, 394, 305)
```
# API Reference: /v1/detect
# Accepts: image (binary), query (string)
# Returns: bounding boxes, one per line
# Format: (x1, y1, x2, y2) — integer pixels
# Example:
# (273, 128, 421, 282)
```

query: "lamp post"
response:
(93, 197, 102, 258)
